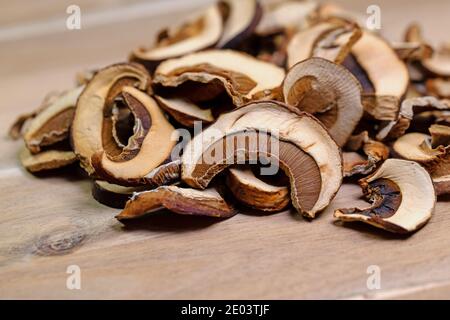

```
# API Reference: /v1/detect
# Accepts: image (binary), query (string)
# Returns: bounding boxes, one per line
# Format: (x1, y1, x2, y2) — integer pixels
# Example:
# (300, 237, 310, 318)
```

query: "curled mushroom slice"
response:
(130, 5, 223, 69)
(153, 50, 285, 107)
(421, 44, 450, 78)
(226, 167, 290, 212)
(154, 95, 214, 127)
(20, 148, 77, 173)
(217, 0, 262, 48)
(23, 86, 83, 154)
(89, 87, 178, 186)
(92, 180, 151, 209)
(255, 0, 317, 36)
(376, 97, 450, 141)
(287, 19, 361, 68)
(181, 101, 343, 218)
(283, 57, 363, 146)
(346, 31, 409, 121)
(72, 63, 154, 175)
(343, 131, 389, 177)
(116, 186, 236, 221)
(335, 159, 436, 234)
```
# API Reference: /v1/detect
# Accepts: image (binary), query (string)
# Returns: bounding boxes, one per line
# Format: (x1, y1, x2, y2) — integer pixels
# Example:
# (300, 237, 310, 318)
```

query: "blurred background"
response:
(1, 0, 449, 122)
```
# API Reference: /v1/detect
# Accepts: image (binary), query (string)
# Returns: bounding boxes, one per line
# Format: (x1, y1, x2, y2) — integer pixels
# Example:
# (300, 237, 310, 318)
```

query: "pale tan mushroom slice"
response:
(23, 86, 83, 154)
(393, 129, 450, 195)
(376, 97, 450, 141)
(153, 50, 285, 107)
(349, 31, 409, 121)
(72, 63, 179, 187)
(426, 78, 450, 99)
(343, 131, 389, 177)
(226, 167, 290, 212)
(422, 45, 450, 78)
(287, 19, 361, 68)
(335, 159, 436, 234)
(90, 87, 179, 186)
(181, 101, 343, 218)
(9, 90, 62, 140)
(154, 95, 214, 127)
(92, 180, 153, 209)
(130, 5, 223, 69)
(283, 57, 363, 146)
(314, 2, 367, 27)
(217, 0, 262, 48)
(20, 148, 77, 173)
(72, 63, 153, 175)
(116, 186, 237, 221)
(255, 0, 317, 36)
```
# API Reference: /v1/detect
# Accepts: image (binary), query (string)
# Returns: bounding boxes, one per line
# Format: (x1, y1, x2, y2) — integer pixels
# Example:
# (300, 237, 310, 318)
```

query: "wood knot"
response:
(33, 230, 86, 256)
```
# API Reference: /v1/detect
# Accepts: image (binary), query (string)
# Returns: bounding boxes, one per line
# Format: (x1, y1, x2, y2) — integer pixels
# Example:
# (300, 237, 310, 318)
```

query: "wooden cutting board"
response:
(1, 0, 449, 299)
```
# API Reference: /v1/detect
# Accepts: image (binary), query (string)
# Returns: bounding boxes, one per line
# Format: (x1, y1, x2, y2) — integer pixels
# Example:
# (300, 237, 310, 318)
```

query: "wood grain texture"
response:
(0, 0, 450, 300)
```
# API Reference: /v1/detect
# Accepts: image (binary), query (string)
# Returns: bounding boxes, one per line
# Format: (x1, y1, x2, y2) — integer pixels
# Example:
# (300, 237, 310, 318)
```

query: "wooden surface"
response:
(1, 0, 450, 300)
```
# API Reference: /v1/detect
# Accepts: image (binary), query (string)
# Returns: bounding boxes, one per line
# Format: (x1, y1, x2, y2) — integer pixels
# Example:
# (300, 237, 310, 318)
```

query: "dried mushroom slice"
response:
(20, 148, 77, 173)
(92, 180, 151, 209)
(226, 167, 290, 212)
(283, 58, 363, 146)
(255, 0, 317, 36)
(376, 97, 450, 141)
(181, 101, 343, 218)
(335, 159, 436, 234)
(116, 186, 236, 221)
(217, 0, 262, 48)
(23, 86, 83, 154)
(422, 45, 450, 77)
(393, 129, 450, 195)
(90, 87, 178, 185)
(348, 31, 409, 120)
(72, 63, 152, 174)
(153, 50, 285, 107)
(154, 95, 214, 127)
(343, 131, 389, 177)
(426, 78, 450, 99)
(9, 90, 62, 139)
(130, 5, 223, 69)
(287, 20, 361, 68)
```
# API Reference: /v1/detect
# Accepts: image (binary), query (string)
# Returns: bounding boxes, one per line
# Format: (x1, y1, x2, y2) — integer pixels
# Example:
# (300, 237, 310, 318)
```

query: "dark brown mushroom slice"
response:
(376, 97, 450, 141)
(255, 0, 317, 36)
(116, 186, 237, 221)
(226, 167, 290, 212)
(182, 101, 343, 218)
(346, 31, 409, 121)
(153, 50, 285, 107)
(287, 19, 361, 68)
(130, 5, 223, 70)
(154, 95, 214, 127)
(23, 86, 83, 154)
(283, 57, 363, 146)
(217, 0, 262, 48)
(335, 159, 436, 234)
(20, 148, 77, 173)
(92, 180, 154, 209)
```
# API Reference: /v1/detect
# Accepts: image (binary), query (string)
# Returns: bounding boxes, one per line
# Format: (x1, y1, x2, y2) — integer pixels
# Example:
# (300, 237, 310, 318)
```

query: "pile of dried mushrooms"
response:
(10, 0, 450, 234)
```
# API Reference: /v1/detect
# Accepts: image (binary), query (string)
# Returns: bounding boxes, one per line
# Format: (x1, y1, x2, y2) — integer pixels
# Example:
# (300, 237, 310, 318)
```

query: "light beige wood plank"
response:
(0, 0, 449, 300)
